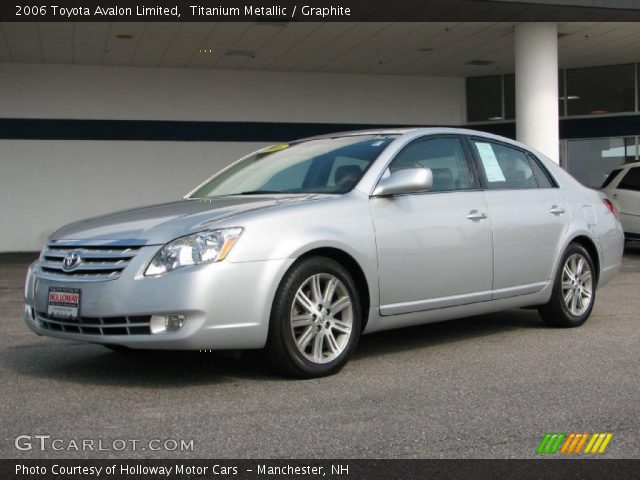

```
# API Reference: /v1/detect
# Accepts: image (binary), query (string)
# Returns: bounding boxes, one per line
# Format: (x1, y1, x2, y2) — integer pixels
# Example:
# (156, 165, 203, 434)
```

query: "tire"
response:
(539, 243, 596, 327)
(265, 256, 362, 378)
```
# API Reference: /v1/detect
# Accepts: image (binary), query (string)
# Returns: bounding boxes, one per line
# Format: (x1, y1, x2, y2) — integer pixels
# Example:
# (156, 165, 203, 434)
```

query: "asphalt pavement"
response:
(1, 246, 638, 459)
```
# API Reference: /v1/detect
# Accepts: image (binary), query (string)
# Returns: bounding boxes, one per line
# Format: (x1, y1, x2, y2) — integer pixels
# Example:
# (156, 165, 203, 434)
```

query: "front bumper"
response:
(24, 246, 294, 350)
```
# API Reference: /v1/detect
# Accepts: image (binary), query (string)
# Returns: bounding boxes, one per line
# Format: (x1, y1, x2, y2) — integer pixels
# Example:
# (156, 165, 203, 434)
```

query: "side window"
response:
(389, 137, 474, 192)
(472, 140, 538, 189)
(602, 168, 622, 188)
(618, 167, 640, 191)
(528, 154, 554, 188)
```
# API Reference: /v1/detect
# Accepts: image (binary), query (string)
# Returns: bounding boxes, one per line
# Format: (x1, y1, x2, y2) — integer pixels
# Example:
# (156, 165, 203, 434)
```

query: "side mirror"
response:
(372, 167, 433, 197)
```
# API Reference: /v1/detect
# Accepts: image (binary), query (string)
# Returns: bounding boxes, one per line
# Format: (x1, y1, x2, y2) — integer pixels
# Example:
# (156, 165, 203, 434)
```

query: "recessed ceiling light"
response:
(466, 60, 495, 66)
(199, 48, 215, 54)
(115, 34, 134, 39)
(225, 49, 256, 58)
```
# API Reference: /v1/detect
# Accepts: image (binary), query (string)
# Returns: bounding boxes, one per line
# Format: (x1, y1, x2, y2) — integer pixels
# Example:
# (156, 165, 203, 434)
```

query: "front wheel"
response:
(266, 256, 362, 378)
(539, 243, 596, 327)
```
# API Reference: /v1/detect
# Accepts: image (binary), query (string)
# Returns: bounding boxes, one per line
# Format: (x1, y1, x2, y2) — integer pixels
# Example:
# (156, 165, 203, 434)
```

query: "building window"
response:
(468, 64, 639, 122)
(471, 71, 565, 122)
(505, 72, 565, 120)
(565, 137, 637, 188)
(565, 64, 635, 116)
(558, 69, 566, 116)
(466, 75, 502, 122)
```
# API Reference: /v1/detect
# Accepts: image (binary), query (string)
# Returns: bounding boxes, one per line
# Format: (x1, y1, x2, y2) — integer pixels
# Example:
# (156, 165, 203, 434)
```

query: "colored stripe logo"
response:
(537, 433, 613, 454)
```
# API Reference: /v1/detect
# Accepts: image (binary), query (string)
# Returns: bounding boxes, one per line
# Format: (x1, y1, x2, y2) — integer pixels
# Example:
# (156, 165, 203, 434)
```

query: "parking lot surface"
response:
(1, 247, 638, 459)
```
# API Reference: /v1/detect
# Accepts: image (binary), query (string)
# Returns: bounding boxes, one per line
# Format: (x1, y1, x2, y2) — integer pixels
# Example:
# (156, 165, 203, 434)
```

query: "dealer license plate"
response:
(47, 287, 81, 318)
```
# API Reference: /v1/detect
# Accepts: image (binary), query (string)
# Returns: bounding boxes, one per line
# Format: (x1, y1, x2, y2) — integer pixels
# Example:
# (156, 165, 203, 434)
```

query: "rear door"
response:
(370, 135, 494, 315)
(467, 137, 570, 299)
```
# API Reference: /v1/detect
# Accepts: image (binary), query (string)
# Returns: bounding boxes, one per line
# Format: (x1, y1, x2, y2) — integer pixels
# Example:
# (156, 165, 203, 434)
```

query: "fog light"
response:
(150, 314, 186, 334)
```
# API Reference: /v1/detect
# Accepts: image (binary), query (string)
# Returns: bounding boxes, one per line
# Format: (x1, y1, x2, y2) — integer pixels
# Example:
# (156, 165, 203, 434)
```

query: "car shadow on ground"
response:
(4, 308, 546, 387)
(2, 343, 277, 388)
(354, 308, 545, 360)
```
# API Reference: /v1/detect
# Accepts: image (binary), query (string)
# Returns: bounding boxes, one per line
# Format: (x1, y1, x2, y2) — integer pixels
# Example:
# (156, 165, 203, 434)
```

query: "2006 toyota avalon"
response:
(24, 128, 624, 377)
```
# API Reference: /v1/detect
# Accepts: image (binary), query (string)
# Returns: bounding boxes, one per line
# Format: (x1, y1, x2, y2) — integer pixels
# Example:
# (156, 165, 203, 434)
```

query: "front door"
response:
(370, 135, 494, 316)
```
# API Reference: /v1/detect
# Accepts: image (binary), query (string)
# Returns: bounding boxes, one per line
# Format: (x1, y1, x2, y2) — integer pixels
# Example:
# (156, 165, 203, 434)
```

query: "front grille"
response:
(39, 244, 142, 281)
(35, 311, 151, 335)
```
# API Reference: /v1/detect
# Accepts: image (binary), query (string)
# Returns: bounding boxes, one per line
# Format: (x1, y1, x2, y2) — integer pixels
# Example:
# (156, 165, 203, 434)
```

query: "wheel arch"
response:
(296, 247, 371, 331)
(569, 235, 601, 284)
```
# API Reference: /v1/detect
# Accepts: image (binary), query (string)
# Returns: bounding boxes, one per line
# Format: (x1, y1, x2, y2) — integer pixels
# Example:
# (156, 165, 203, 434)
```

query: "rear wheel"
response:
(266, 256, 362, 378)
(539, 243, 596, 327)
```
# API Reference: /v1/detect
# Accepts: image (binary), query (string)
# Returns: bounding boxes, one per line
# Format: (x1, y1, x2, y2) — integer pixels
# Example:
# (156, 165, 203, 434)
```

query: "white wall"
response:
(0, 141, 265, 252)
(0, 63, 465, 251)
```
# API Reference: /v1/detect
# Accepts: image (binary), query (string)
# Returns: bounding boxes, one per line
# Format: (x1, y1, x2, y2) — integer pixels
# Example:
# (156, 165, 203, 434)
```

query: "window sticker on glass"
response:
(475, 142, 506, 182)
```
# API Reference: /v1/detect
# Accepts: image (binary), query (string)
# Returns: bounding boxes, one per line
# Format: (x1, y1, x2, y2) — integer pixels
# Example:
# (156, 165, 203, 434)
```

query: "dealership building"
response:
(2, 0, 640, 251)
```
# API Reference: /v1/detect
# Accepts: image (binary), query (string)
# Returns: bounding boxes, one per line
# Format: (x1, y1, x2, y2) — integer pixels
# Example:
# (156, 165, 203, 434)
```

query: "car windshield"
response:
(189, 134, 398, 197)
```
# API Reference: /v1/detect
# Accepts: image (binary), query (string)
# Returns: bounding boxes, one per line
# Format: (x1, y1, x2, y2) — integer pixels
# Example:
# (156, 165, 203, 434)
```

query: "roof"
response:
(290, 126, 554, 162)
(293, 127, 515, 142)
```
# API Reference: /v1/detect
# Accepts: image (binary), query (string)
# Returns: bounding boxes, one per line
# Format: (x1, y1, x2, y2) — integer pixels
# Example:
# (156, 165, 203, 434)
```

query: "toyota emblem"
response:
(62, 251, 82, 271)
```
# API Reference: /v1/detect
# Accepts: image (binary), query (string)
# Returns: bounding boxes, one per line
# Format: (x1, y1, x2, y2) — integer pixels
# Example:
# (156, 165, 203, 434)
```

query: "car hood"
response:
(50, 195, 326, 245)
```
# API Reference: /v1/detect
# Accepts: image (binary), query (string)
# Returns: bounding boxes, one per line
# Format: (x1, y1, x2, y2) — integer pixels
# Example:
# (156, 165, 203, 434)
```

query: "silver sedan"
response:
(24, 128, 624, 377)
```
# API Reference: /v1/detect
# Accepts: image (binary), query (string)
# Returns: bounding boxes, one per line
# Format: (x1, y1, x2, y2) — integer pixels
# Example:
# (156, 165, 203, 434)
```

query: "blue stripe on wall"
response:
(0, 118, 423, 142)
(0, 115, 639, 142)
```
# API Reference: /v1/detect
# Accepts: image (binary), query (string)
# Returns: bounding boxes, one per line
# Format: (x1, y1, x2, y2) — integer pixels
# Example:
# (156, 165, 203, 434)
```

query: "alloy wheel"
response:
(290, 273, 354, 364)
(561, 253, 593, 316)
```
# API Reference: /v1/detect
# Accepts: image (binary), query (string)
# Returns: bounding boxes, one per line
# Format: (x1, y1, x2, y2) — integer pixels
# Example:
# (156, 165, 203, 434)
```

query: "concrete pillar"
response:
(514, 23, 559, 163)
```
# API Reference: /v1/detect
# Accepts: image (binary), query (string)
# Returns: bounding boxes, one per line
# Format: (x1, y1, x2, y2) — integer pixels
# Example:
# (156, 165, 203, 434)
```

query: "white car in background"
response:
(602, 162, 640, 241)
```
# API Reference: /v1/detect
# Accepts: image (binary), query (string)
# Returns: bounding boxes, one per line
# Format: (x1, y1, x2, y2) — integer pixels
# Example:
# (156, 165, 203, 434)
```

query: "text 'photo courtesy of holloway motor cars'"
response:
(24, 128, 624, 378)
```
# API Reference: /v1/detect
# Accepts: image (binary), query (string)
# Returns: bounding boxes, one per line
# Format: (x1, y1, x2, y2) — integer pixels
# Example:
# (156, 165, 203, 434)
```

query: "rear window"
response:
(601, 168, 622, 188)
(472, 140, 540, 189)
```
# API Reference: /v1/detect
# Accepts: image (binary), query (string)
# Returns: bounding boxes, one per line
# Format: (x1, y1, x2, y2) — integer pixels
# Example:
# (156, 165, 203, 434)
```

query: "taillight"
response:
(603, 198, 618, 218)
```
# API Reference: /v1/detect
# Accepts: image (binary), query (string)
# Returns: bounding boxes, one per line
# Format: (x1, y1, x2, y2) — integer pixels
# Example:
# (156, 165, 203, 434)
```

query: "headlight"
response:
(145, 227, 243, 276)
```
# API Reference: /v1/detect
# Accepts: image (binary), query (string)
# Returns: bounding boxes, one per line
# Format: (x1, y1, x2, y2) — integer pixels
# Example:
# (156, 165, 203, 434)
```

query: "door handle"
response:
(549, 205, 565, 215)
(466, 210, 487, 221)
